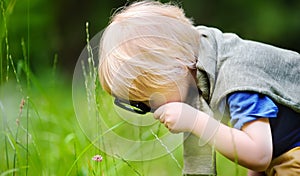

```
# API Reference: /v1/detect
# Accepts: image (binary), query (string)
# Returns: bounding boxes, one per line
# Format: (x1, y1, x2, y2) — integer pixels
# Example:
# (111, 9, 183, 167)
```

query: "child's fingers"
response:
(153, 105, 166, 122)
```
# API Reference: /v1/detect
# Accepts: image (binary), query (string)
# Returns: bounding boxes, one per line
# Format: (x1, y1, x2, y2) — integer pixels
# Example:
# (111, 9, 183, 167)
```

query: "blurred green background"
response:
(1, 0, 300, 175)
(1, 0, 300, 75)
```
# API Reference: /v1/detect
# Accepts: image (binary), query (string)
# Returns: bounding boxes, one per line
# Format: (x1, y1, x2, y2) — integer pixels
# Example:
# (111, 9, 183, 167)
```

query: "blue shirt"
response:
(227, 92, 300, 158)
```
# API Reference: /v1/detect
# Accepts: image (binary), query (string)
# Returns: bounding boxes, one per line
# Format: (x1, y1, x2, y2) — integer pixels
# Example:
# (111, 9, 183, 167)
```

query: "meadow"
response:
(0, 71, 247, 176)
(2, 0, 299, 175)
(0, 21, 247, 175)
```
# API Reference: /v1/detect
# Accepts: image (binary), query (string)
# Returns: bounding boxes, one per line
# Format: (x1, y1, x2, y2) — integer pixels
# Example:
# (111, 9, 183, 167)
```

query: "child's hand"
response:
(153, 102, 200, 133)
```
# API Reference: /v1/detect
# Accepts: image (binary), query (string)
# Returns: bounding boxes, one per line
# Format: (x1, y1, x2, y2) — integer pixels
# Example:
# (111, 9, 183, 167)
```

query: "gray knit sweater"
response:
(183, 26, 300, 175)
(196, 25, 300, 118)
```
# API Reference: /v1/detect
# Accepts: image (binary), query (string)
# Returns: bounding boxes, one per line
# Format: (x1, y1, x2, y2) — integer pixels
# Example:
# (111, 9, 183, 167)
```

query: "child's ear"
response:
(188, 68, 198, 83)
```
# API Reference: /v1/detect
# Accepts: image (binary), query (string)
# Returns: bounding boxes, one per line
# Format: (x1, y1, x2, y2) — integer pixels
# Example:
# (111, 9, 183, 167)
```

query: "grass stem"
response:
(116, 155, 142, 176)
(25, 96, 29, 176)
(0, 0, 10, 82)
(9, 55, 23, 93)
(150, 129, 182, 170)
(26, 0, 30, 91)
(21, 39, 30, 92)
(0, 101, 10, 170)
(66, 121, 126, 176)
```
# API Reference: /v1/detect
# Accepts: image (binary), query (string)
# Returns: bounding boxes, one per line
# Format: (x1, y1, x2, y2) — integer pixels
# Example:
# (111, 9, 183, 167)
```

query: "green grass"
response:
(0, 41, 248, 176)
(0, 69, 185, 176)
(0, 0, 247, 175)
(0, 72, 248, 176)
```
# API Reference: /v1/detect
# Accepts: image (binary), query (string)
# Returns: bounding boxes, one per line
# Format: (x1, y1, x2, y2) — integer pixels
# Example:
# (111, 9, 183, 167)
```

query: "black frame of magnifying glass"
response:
(114, 98, 154, 114)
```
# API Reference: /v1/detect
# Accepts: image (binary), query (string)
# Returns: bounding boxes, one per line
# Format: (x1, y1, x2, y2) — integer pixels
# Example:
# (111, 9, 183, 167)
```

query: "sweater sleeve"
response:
(227, 92, 278, 129)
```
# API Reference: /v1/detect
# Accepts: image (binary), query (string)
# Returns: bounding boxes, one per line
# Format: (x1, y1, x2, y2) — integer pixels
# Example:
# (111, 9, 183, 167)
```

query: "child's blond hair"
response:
(98, 1, 200, 101)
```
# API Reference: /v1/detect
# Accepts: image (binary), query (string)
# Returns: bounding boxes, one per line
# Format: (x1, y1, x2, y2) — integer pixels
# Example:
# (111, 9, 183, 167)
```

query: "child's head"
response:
(98, 1, 200, 105)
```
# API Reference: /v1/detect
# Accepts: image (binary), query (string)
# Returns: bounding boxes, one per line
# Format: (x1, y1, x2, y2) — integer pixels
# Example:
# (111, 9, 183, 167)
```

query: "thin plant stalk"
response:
(12, 98, 25, 176)
(0, 166, 28, 176)
(12, 124, 19, 175)
(0, 0, 3, 85)
(9, 55, 23, 93)
(21, 39, 30, 91)
(116, 155, 142, 176)
(52, 54, 58, 84)
(73, 141, 79, 176)
(84, 22, 110, 175)
(146, 122, 162, 174)
(0, 101, 10, 170)
(111, 151, 118, 176)
(138, 126, 144, 174)
(25, 96, 29, 176)
(24, 2, 31, 172)
(26, 0, 30, 91)
(87, 159, 96, 176)
(0, 0, 10, 82)
(150, 129, 182, 170)
(66, 121, 126, 176)
(4, 134, 10, 170)
(1, 1, 15, 170)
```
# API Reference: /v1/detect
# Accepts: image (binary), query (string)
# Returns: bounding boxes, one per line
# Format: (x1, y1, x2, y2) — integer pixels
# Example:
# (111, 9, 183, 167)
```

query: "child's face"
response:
(147, 72, 196, 112)
(113, 69, 197, 114)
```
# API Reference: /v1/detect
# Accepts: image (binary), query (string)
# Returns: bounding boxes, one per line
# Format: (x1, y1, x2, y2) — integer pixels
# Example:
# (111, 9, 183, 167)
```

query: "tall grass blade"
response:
(66, 121, 126, 176)
(73, 141, 79, 176)
(52, 54, 58, 84)
(0, 101, 10, 169)
(116, 155, 142, 176)
(25, 96, 29, 176)
(150, 129, 182, 170)
(83, 21, 112, 175)
(21, 39, 30, 92)
(9, 55, 23, 93)
(0, 166, 28, 176)
(26, 0, 30, 91)
(13, 117, 20, 176)
(0, 0, 10, 82)
(0, 0, 3, 84)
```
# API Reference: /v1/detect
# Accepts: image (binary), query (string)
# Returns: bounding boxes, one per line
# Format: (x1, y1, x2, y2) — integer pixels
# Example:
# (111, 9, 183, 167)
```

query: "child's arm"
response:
(196, 115, 272, 171)
(154, 102, 272, 171)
